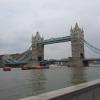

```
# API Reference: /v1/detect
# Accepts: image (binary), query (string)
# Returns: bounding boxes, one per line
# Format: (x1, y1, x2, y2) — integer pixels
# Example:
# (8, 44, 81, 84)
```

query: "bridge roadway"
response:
(3, 54, 100, 65)
(50, 58, 100, 62)
(3, 58, 100, 65)
(84, 58, 100, 61)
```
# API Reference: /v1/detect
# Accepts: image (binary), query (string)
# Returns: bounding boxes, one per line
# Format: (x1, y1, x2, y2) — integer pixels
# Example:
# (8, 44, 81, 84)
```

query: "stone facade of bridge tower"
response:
(32, 32, 44, 62)
(70, 23, 84, 67)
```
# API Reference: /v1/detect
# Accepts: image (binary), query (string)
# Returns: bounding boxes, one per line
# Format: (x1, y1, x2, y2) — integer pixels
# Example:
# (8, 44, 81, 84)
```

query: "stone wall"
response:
(19, 79, 100, 100)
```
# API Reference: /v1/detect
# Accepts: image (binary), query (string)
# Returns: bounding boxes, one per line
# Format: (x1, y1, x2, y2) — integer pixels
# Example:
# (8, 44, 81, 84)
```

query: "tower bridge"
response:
(32, 23, 85, 67)
(2, 23, 100, 67)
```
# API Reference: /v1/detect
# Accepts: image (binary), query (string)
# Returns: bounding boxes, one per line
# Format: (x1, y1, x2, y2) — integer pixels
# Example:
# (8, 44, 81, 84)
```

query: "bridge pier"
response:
(83, 60, 89, 66)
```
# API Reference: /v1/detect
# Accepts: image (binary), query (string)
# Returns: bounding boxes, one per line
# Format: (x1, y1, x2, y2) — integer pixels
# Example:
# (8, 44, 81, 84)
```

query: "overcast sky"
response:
(0, 0, 100, 59)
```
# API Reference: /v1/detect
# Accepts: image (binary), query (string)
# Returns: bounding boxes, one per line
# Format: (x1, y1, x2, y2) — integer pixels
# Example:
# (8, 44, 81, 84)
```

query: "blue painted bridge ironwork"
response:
(3, 35, 100, 65)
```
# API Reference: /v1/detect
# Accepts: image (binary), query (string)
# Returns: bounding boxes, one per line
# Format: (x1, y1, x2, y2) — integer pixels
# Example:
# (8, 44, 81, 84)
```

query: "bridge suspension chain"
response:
(81, 38, 100, 54)
(17, 45, 32, 62)
(2, 45, 32, 64)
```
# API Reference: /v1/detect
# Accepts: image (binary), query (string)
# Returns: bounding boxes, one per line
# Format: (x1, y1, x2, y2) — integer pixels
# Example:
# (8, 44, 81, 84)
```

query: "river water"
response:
(0, 65, 100, 100)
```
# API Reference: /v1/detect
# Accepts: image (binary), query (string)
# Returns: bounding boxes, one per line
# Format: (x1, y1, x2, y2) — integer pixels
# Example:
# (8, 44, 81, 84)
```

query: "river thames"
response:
(0, 65, 100, 100)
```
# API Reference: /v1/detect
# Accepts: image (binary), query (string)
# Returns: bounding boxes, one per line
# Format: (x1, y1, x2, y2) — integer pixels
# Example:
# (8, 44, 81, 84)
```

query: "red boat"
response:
(34, 64, 41, 69)
(3, 67, 11, 71)
(21, 65, 28, 70)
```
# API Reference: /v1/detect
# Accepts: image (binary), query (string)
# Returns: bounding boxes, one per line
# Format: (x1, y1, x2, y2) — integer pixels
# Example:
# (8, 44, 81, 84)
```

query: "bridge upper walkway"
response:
(40, 36, 71, 45)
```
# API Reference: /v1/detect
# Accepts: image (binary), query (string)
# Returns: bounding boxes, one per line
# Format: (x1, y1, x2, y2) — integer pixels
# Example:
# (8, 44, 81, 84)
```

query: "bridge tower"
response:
(70, 23, 84, 67)
(32, 32, 44, 62)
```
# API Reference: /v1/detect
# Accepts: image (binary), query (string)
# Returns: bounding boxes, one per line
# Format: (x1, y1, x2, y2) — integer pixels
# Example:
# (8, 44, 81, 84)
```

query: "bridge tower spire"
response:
(70, 23, 84, 67)
(32, 32, 44, 62)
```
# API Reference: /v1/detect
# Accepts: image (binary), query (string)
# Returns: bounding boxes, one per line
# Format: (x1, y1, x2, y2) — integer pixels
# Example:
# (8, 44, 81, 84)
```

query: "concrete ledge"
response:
(19, 79, 100, 100)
